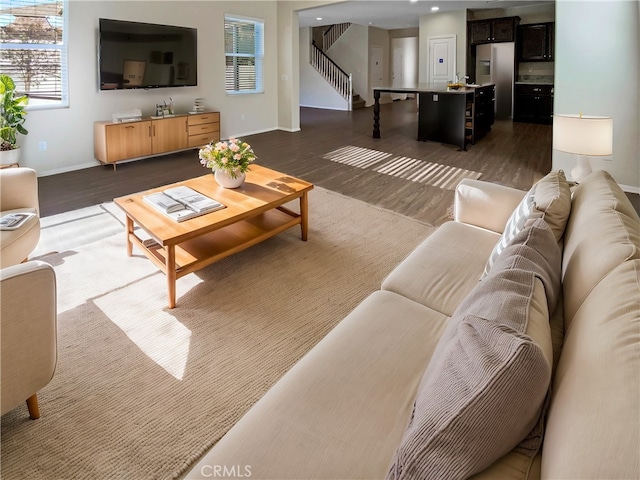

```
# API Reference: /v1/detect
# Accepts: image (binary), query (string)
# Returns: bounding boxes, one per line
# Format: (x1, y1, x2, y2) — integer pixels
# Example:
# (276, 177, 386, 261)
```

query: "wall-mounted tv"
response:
(98, 18, 197, 91)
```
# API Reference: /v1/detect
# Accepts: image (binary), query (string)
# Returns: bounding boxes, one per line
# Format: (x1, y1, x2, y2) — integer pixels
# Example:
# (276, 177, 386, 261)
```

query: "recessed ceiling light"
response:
(431, 6, 440, 11)
(316, 17, 322, 21)
(410, 0, 419, 3)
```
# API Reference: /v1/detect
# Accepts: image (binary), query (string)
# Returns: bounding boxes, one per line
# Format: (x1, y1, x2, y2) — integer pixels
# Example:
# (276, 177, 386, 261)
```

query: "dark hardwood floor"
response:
(39, 99, 636, 225)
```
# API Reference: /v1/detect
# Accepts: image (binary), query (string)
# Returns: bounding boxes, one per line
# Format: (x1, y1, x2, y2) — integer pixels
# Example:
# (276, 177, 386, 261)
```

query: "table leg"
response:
(373, 90, 381, 138)
(166, 245, 176, 309)
(125, 216, 133, 257)
(300, 192, 309, 241)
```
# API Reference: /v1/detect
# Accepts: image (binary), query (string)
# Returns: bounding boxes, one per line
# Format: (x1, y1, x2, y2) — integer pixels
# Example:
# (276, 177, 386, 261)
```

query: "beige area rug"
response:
(1, 187, 434, 480)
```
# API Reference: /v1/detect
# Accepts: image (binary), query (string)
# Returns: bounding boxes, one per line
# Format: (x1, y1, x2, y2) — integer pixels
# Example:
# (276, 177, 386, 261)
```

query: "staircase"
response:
(310, 23, 367, 111)
(310, 40, 353, 109)
(322, 22, 352, 51)
(352, 94, 365, 110)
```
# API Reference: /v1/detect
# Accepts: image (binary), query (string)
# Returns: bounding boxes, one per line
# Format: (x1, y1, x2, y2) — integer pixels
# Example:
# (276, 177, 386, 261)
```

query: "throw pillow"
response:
(482, 170, 570, 278)
(387, 219, 561, 480)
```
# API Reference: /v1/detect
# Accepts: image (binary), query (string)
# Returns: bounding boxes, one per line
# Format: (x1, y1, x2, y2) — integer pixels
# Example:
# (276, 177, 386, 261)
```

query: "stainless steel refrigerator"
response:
(475, 42, 515, 119)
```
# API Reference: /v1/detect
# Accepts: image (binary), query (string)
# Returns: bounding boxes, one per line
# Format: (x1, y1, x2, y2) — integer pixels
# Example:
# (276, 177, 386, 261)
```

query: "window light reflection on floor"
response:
(94, 274, 202, 380)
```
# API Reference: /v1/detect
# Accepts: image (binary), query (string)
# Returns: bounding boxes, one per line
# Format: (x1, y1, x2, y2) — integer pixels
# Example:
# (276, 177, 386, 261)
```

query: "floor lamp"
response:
(552, 114, 613, 183)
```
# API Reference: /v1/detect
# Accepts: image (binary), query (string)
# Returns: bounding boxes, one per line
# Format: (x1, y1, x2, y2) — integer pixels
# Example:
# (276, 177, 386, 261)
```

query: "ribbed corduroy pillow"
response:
(482, 170, 571, 277)
(387, 219, 561, 480)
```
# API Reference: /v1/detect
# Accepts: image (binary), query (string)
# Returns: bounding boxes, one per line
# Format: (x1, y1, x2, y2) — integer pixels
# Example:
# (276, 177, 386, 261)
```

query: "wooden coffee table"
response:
(114, 165, 313, 308)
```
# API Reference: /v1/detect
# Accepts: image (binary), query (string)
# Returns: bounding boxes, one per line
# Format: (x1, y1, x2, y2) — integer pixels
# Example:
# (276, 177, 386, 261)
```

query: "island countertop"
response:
(372, 84, 496, 149)
(373, 83, 495, 94)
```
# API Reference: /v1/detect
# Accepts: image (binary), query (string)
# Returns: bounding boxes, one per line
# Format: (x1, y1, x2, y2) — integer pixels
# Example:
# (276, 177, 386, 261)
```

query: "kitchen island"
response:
(373, 84, 495, 150)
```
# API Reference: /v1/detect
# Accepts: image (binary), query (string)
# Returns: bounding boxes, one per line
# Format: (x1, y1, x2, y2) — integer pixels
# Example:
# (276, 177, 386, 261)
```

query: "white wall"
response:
(276, 0, 344, 133)
(418, 10, 467, 82)
(21, 1, 279, 176)
(553, 0, 639, 191)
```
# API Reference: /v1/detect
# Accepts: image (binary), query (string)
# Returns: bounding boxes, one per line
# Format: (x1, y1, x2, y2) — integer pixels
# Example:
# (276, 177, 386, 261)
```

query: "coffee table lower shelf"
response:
(129, 207, 303, 308)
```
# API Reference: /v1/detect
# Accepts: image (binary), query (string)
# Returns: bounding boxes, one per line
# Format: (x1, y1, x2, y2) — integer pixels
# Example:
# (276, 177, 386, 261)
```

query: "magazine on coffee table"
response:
(144, 186, 225, 222)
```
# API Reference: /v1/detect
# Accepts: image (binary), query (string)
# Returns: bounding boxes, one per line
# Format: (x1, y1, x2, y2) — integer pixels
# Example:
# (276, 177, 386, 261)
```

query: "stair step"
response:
(352, 98, 366, 109)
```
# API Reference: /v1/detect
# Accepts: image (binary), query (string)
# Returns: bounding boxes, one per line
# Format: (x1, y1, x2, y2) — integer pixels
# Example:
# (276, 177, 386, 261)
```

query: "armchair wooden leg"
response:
(26, 394, 40, 419)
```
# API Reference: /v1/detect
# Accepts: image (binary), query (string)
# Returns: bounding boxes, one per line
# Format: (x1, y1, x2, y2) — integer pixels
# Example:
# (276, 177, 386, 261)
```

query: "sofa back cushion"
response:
(387, 219, 560, 480)
(483, 171, 571, 277)
(562, 170, 640, 324)
(542, 259, 640, 479)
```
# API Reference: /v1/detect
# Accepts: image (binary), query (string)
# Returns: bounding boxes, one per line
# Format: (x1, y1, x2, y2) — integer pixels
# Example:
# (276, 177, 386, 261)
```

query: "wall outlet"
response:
(38, 141, 47, 151)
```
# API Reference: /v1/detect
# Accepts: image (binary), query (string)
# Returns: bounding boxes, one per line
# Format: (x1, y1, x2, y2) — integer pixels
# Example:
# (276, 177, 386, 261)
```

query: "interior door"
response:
(428, 35, 456, 85)
(370, 45, 384, 88)
(391, 46, 406, 100)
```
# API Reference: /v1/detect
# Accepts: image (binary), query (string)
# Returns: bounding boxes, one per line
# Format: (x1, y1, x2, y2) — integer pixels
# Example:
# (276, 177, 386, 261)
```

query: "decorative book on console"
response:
(144, 186, 225, 222)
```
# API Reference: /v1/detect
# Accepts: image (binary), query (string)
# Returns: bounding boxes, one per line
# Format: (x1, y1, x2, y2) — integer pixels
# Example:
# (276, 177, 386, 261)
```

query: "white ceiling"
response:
(297, 0, 553, 30)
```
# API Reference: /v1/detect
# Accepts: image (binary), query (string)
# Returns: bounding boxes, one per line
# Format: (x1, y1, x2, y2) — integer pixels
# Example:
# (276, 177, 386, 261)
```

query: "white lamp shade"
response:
(553, 114, 613, 156)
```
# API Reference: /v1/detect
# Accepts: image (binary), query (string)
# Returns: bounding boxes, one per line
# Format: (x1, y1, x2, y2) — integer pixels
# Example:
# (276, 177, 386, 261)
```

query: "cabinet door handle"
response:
(153, 125, 156, 136)
(125, 125, 134, 129)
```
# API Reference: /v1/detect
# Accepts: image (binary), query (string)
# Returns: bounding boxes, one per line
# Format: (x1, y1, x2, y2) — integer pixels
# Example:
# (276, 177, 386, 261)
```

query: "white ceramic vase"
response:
(214, 168, 245, 189)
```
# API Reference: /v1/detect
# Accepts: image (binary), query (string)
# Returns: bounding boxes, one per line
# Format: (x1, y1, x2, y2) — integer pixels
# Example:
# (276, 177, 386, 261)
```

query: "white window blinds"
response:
(0, 0, 69, 108)
(224, 14, 263, 94)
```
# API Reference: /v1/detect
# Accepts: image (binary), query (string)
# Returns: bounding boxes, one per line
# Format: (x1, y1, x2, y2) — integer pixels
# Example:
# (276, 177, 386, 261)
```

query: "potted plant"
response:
(199, 137, 257, 188)
(0, 74, 28, 166)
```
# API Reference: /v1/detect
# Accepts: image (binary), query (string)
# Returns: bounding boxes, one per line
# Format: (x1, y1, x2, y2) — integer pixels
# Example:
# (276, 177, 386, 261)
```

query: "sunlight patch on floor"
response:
(323, 146, 481, 190)
(94, 274, 203, 380)
(322, 145, 392, 168)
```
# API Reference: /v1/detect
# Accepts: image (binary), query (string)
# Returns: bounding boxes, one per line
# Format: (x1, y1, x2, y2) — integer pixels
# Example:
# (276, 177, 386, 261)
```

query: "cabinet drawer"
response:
(188, 112, 220, 126)
(188, 131, 219, 148)
(188, 123, 218, 136)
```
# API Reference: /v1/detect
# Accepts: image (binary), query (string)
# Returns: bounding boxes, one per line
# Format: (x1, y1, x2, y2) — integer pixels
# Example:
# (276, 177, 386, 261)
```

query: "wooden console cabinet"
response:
(94, 112, 220, 169)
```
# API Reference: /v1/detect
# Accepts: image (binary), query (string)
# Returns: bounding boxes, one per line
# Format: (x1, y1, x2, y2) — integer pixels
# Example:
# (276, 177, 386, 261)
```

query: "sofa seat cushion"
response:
(382, 221, 499, 316)
(186, 290, 450, 480)
(387, 219, 560, 480)
(0, 207, 40, 268)
(561, 170, 640, 323)
(542, 259, 640, 480)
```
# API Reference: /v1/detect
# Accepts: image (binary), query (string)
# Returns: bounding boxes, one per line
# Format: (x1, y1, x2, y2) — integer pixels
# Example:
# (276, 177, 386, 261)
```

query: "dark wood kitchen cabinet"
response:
(514, 84, 553, 125)
(417, 85, 495, 150)
(469, 17, 519, 45)
(518, 22, 555, 61)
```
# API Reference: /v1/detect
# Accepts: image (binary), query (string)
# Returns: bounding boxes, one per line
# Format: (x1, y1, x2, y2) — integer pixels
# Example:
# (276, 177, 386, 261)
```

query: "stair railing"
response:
(322, 22, 352, 51)
(311, 41, 353, 109)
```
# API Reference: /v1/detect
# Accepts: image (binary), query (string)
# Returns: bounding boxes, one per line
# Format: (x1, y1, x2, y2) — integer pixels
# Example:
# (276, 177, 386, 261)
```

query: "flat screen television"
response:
(98, 18, 197, 90)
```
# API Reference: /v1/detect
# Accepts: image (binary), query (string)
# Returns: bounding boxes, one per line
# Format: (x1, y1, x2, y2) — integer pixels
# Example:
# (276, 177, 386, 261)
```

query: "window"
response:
(0, 0, 68, 108)
(224, 14, 263, 94)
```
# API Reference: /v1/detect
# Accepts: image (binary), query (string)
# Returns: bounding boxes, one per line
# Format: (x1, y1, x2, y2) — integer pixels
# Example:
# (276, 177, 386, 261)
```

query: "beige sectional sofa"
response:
(187, 170, 639, 479)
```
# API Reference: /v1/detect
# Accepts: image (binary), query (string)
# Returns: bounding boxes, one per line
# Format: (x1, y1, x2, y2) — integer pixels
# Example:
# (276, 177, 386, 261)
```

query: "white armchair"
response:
(1, 260, 57, 419)
(0, 167, 41, 268)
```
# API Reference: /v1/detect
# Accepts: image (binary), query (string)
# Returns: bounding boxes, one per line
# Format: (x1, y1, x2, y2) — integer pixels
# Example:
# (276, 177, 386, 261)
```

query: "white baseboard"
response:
(300, 104, 349, 111)
(37, 161, 101, 177)
(620, 183, 640, 195)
